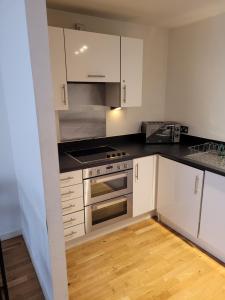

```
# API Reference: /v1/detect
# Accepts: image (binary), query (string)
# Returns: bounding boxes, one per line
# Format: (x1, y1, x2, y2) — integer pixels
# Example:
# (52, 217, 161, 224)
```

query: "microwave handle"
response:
(166, 124, 175, 140)
(93, 197, 127, 210)
(91, 172, 128, 184)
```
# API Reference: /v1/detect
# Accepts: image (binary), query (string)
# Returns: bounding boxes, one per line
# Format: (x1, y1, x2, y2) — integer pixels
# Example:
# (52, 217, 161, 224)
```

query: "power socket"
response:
(180, 126, 189, 134)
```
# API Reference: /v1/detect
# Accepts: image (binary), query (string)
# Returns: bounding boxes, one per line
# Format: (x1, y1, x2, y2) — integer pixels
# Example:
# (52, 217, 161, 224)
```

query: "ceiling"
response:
(47, 0, 225, 28)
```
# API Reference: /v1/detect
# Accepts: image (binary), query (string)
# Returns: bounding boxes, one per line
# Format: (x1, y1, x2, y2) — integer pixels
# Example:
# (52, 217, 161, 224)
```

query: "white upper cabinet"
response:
(199, 172, 225, 260)
(64, 29, 120, 82)
(121, 37, 143, 107)
(133, 156, 156, 217)
(48, 26, 68, 110)
(157, 157, 204, 238)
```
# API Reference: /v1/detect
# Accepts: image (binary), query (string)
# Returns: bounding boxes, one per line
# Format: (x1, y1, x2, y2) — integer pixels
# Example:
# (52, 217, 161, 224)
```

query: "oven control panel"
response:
(83, 160, 133, 179)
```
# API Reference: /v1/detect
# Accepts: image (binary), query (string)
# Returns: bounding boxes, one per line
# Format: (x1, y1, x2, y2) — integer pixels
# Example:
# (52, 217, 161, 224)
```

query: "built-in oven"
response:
(83, 160, 133, 206)
(85, 194, 133, 233)
(83, 160, 133, 233)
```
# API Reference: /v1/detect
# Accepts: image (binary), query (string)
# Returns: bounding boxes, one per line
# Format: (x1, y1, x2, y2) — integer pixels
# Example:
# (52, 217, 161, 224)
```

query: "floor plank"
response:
(66, 219, 225, 300)
(2, 236, 44, 300)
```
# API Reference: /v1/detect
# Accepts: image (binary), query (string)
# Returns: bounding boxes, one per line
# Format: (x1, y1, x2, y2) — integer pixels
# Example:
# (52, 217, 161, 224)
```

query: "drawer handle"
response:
(87, 74, 106, 78)
(64, 218, 76, 224)
(65, 231, 77, 238)
(60, 177, 73, 182)
(63, 204, 75, 210)
(61, 191, 74, 196)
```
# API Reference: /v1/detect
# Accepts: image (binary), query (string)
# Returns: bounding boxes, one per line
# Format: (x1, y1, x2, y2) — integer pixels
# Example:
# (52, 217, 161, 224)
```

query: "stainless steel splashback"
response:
(59, 83, 107, 141)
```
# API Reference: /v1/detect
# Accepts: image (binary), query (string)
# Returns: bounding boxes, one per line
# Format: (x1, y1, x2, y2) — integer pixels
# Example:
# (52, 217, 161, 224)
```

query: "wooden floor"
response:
(2, 236, 44, 300)
(67, 219, 225, 300)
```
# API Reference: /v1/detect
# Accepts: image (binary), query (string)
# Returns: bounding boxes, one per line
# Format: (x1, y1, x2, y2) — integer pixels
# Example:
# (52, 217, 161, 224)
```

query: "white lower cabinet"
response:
(60, 184, 83, 201)
(63, 210, 84, 229)
(157, 157, 204, 238)
(133, 155, 156, 217)
(61, 197, 84, 216)
(64, 224, 85, 242)
(199, 172, 225, 259)
(60, 170, 82, 188)
(60, 170, 85, 242)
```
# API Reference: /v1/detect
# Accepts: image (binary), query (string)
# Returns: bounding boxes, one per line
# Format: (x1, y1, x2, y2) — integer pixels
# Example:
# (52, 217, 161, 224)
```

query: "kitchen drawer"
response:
(60, 184, 83, 201)
(60, 170, 82, 188)
(63, 210, 84, 229)
(61, 197, 84, 215)
(64, 223, 85, 242)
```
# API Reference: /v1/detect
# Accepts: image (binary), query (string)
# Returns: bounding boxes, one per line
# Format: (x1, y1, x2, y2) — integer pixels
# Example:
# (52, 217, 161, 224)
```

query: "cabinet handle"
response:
(64, 218, 76, 224)
(123, 84, 126, 103)
(65, 231, 77, 237)
(63, 204, 75, 210)
(87, 74, 106, 78)
(60, 176, 73, 182)
(135, 163, 139, 182)
(62, 84, 68, 106)
(61, 191, 74, 196)
(194, 175, 199, 194)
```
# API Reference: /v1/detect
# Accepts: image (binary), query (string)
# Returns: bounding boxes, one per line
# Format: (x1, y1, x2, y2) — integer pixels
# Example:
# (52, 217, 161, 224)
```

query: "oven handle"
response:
(93, 197, 127, 210)
(91, 172, 128, 184)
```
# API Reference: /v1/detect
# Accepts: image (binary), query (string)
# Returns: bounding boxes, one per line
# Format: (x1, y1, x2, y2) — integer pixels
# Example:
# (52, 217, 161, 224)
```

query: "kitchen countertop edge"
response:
(58, 134, 225, 177)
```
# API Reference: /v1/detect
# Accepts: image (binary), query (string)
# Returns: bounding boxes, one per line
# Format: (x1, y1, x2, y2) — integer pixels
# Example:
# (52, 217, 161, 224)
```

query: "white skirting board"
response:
(66, 210, 156, 249)
(0, 230, 21, 241)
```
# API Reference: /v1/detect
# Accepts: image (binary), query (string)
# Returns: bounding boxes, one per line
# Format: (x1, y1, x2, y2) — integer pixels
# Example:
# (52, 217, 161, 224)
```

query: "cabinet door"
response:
(133, 156, 156, 217)
(64, 29, 120, 82)
(199, 172, 225, 257)
(121, 37, 143, 107)
(48, 27, 68, 110)
(157, 157, 203, 238)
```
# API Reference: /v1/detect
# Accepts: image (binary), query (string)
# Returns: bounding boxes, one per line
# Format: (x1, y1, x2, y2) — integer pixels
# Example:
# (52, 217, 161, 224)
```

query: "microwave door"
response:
(155, 125, 174, 142)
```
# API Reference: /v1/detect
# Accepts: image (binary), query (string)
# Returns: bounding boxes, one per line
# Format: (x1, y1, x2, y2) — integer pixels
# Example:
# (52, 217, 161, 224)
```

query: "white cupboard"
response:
(199, 172, 225, 259)
(64, 29, 120, 82)
(59, 170, 85, 243)
(157, 157, 204, 238)
(133, 156, 156, 217)
(121, 37, 143, 107)
(48, 26, 68, 110)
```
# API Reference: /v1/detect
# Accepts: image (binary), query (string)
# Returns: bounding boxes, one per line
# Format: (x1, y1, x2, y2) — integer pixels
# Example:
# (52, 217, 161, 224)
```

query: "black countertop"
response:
(58, 133, 225, 177)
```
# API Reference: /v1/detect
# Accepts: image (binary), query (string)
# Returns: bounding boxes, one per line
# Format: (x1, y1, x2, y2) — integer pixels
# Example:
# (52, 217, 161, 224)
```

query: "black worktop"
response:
(58, 133, 225, 177)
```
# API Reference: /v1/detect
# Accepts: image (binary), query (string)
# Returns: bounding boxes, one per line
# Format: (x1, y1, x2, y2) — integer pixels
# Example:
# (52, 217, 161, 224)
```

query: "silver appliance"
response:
(83, 160, 133, 233)
(141, 121, 181, 144)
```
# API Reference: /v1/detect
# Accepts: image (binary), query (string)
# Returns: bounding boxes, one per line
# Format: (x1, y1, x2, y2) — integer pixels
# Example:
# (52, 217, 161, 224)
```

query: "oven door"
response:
(85, 194, 132, 233)
(84, 169, 133, 206)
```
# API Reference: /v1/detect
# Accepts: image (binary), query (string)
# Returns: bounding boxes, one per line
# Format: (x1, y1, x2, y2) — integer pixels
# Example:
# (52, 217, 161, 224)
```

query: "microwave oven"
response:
(141, 121, 181, 144)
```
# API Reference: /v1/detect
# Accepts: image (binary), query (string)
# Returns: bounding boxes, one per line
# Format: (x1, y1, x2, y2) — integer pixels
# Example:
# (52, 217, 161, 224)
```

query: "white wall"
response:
(0, 1, 68, 299)
(47, 8, 168, 136)
(166, 12, 225, 142)
(0, 78, 20, 239)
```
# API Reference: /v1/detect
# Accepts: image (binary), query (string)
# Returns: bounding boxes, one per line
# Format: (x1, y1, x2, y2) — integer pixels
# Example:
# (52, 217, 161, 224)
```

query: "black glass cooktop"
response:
(67, 146, 128, 163)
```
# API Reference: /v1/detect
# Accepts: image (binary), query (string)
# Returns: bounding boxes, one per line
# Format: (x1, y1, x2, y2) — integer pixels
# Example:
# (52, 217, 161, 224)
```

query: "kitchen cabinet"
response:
(199, 172, 225, 259)
(64, 29, 120, 82)
(48, 26, 68, 110)
(59, 170, 85, 243)
(133, 155, 156, 217)
(121, 37, 143, 107)
(157, 157, 204, 238)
